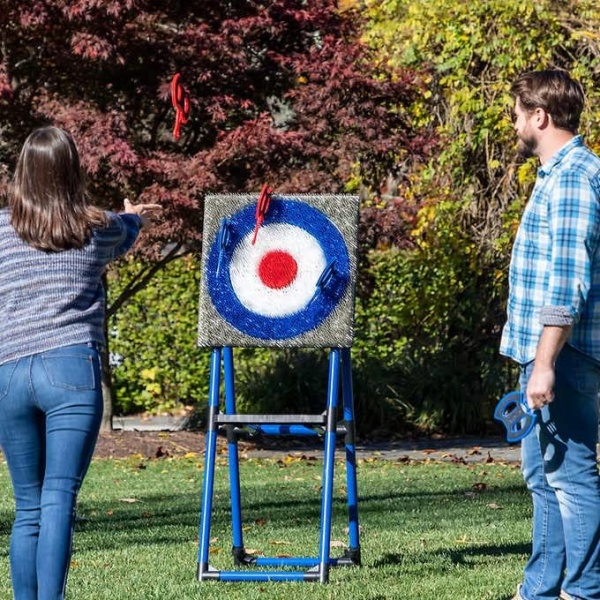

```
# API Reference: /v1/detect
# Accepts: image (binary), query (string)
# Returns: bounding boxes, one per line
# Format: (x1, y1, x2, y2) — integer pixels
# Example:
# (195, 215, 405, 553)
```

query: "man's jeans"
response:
(0, 344, 103, 600)
(519, 344, 600, 600)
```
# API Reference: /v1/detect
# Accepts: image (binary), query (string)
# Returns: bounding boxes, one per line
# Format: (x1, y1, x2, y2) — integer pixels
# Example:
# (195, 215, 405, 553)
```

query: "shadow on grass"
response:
(0, 516, 11, 536)
(373, 540, 530, 569)
(58, 478, 529, 556)
(442, 541, 531, 565)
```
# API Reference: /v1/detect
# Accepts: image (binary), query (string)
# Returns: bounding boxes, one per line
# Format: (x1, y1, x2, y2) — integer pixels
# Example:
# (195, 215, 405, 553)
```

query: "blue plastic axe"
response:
(494, 391, 536, 443)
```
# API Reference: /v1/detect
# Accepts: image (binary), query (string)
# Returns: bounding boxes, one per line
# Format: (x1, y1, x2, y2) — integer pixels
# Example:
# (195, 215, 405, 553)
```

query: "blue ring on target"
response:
(206, 199, 351, 340)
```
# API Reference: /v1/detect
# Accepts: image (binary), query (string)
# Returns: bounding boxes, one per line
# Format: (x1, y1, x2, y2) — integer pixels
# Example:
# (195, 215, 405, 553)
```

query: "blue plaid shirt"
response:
(500, 135, 600, 364)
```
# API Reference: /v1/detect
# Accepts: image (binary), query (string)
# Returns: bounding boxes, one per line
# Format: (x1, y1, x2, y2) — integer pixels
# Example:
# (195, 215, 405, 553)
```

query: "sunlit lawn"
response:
(0, 453, 529, 600)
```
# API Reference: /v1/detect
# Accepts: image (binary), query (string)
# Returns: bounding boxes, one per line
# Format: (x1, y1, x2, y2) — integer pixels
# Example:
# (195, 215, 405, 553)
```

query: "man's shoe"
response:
(510, 584, 524, 600)
(510, 585, 571, 600)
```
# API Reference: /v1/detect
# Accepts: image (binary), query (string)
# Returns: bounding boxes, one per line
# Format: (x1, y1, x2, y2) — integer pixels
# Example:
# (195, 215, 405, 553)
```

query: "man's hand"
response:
(526, 324, 571, 410)
(526, 364, 555, 410)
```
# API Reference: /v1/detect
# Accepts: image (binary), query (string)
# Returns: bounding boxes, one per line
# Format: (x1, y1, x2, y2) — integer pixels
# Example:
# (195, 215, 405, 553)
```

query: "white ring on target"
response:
(229, 223, 327, 317)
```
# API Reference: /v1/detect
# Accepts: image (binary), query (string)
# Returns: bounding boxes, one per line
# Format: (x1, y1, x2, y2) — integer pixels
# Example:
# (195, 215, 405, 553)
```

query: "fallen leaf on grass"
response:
(155, 446, 170, 459)
(448, 454, 467, 464)
(299, 454, 318, 462)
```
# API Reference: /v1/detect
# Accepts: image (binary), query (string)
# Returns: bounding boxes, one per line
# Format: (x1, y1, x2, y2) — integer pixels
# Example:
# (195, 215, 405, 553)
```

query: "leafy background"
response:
(3, 0, 600, 436)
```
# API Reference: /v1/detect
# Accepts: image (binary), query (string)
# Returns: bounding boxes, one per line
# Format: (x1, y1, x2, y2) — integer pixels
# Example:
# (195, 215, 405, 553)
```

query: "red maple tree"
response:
(0, 0, 436, 425)
(1, 0, 434, 255)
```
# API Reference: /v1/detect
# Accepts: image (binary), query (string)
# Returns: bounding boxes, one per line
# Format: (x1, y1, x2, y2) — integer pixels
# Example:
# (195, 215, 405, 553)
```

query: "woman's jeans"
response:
(0, 344, 103, 600)
(519, 344, 600, 600)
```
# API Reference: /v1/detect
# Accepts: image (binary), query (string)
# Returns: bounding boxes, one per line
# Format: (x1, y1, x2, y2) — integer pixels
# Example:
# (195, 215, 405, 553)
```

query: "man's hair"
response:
(8, 126, 107, 251)
(511, 69, 585, 133)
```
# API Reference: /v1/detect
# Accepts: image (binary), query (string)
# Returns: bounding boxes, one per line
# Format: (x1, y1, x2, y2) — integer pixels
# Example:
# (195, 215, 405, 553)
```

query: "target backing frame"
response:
(197, 193, 360, 348)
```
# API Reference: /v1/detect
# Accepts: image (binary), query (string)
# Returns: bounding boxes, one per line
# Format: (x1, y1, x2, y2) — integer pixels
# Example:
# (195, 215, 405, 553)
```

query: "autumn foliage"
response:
(0, 0, 434, 261)
(0, 0, 440, 429)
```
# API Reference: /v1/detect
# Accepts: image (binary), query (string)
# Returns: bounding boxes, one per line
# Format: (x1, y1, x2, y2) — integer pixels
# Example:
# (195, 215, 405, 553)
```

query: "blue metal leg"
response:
(222, 347, 248, 563)
(317, 348, 341, 583)
(341, 348, 361, 563)
(197, 347, 222, 579)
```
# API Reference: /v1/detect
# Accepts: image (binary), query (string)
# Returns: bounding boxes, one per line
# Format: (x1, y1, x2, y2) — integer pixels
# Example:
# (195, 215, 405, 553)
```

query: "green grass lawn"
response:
(0, 454, 529, 600)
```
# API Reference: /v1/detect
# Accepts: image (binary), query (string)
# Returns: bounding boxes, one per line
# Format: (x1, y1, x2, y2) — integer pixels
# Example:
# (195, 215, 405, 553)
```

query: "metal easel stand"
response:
(197, 346, 361, 583)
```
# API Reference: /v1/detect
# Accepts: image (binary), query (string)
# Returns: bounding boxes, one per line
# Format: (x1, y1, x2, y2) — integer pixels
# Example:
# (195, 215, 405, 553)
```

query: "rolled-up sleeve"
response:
(540, 170, 600, 326)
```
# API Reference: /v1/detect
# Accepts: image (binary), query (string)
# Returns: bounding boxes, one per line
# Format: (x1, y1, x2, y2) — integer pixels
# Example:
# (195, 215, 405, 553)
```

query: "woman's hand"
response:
(123, 198, 162, 229)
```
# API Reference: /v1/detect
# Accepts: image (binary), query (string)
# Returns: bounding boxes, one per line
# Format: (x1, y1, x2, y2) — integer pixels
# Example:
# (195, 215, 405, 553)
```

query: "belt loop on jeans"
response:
(519, 360, 534, 375)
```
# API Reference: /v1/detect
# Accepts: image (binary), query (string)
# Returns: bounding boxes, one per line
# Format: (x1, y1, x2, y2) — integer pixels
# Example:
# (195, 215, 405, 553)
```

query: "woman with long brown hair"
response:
(0, 126, 161, 599)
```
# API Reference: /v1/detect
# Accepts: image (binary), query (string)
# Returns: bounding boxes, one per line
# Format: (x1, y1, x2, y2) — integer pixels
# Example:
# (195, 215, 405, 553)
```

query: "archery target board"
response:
(197, 193, 359, 348)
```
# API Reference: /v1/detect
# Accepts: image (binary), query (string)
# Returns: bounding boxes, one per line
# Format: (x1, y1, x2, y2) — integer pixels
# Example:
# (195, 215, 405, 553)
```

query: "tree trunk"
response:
(100, 344, 114, 432)
(101, 273, 113, 432)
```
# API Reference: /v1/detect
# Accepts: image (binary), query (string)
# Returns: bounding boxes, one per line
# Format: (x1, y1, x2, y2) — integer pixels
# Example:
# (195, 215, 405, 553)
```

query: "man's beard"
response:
(517, 135, 537, 159)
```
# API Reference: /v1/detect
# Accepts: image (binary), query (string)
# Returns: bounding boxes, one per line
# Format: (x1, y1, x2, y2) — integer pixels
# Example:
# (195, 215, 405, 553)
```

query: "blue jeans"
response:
(519, 344, 600, 600)
(0, 344, 103, 600)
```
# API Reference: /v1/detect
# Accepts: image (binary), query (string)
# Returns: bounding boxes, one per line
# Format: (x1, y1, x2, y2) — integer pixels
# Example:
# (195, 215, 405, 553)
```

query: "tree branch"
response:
(106, 242, 192, 318)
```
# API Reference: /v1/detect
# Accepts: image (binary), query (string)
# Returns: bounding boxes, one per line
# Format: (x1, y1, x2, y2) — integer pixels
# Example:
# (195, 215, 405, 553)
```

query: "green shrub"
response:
(353, 240, 516, 436)
(107, 256, 211, 415)
(233, 347, 330, 415)
(106, 246, 516, 435)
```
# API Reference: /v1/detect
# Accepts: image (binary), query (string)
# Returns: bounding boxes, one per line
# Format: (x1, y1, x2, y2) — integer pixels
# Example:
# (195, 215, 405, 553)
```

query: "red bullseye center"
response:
(258, 250, 298, 289)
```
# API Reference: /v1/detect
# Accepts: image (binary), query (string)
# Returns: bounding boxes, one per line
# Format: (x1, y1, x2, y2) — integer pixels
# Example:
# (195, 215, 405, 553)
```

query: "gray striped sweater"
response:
(0, 208, 141, 365)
